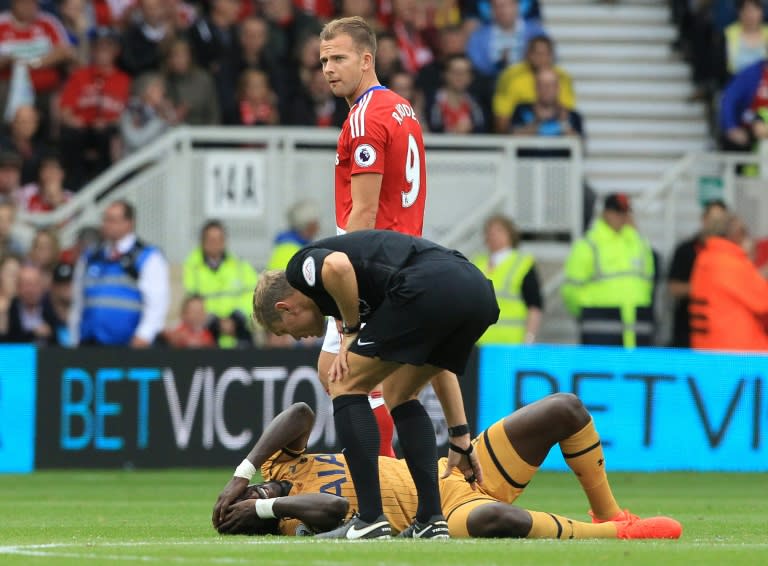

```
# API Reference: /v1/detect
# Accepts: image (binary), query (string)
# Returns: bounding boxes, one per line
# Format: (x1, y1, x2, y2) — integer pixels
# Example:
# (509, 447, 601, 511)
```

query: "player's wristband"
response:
(234, 458, 256, 480)
(254, 498, 281, 520)
(342, 320, 361, 334)
(448, 442, 474, 456)
(448, 424, 470, 437)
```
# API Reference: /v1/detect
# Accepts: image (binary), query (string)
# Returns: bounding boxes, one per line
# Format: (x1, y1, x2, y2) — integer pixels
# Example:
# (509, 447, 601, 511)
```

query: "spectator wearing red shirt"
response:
(163, 294, 216, 348)
(427, 54, 485, 133)
(19, 152, 72, 214)
(237, 68, 279, 125)
(221, 15, 283, 123)
(58, 27, 130, 189)
(391, 0, 436, 74)
(0, 0, 74, 116)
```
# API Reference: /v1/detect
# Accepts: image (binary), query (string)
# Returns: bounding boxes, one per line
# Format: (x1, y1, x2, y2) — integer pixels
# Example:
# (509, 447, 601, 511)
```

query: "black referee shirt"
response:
(285, 230, 462, 321)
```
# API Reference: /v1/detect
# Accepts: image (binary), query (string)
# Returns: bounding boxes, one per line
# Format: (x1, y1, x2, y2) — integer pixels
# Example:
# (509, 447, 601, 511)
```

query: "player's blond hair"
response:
(252, 270, 294, 329)
(320, 16, 377, 57)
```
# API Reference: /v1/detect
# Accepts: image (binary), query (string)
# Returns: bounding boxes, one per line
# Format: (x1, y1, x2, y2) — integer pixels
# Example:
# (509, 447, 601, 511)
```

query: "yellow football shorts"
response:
(438, 419, 538, 537)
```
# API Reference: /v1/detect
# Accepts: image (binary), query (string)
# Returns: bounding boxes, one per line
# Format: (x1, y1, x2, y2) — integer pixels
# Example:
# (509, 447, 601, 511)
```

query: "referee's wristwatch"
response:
(342, 320, 361, 334)
(448, 424, 470, 437)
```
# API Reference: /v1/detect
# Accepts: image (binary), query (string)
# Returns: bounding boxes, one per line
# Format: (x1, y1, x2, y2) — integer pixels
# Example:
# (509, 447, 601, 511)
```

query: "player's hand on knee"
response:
(442, 437, 483, 491)
(212, 476, 249, 528)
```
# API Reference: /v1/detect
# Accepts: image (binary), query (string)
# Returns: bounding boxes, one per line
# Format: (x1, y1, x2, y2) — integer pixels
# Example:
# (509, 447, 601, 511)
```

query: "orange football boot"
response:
(614, 516, 683, 540)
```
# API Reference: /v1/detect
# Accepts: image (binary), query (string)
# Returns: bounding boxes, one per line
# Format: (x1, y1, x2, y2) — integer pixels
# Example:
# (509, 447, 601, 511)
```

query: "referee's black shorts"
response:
(349, 251, 500, 375)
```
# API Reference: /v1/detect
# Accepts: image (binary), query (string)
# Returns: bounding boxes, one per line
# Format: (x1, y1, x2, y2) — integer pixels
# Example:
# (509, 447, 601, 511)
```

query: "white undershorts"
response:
(320, 318, 383, 409)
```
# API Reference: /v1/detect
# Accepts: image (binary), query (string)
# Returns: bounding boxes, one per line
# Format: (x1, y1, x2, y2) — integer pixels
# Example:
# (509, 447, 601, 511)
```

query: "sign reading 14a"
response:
(205, 152, 265, 218)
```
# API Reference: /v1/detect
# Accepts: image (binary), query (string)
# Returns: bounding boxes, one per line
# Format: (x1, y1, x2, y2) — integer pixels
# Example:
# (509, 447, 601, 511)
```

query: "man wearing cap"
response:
(58, 27, 131, 189)
(561, 193, 655, 347)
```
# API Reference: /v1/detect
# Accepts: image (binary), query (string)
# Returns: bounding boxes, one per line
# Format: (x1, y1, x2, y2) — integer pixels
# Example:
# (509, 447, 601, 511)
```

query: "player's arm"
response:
(212, 403, 315, 527)
(320, 252, 360, 329)
(431, 371, 484, 488)
(345, 173, 383, 231)
(218, 494, 349, 536)
(319, 252, 364, 381)
(273, 494, 349, 533)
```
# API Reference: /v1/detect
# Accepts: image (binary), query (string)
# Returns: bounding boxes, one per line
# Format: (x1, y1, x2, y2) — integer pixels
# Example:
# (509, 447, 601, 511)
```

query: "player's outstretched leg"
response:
(504, 393, 623, 521)
(465, 503, 682, 540)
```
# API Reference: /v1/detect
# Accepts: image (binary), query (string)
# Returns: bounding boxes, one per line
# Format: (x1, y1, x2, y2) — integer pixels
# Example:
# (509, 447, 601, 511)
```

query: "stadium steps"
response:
(546, 0, 709, 195)
(535, 0, 709, 345)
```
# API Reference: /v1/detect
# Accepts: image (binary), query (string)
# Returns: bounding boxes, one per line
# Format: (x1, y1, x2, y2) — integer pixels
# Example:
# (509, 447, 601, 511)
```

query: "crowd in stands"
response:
(673, 0, 768, 151)
(1, 0, 766, 352)
(0, 0, 581, 195)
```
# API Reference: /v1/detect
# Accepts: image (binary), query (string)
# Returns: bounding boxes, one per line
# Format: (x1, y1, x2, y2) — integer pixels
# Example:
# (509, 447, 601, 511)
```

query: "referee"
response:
(249, 230, 498, 539)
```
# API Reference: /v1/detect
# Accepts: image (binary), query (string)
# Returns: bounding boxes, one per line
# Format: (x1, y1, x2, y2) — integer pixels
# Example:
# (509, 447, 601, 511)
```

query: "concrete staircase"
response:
(545, 0, 710, 196)
(534, 0, 708, 344)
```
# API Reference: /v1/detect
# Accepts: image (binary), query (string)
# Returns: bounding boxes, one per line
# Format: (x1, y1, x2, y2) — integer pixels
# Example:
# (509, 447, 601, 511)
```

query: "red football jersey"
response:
(58, 66, 132, 125)
(0, 11, 69, 92)
(334, 86, 426, 236)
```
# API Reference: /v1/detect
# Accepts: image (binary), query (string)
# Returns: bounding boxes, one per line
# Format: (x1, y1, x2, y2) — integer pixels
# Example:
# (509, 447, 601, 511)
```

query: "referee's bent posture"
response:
(234, 230, 498, 539)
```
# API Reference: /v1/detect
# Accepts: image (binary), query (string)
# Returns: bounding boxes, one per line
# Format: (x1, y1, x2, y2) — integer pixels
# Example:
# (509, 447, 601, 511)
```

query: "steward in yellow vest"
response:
(183, 220, 258, 348)
(562, 194, 655, 348)
(473, 215, 543, 345)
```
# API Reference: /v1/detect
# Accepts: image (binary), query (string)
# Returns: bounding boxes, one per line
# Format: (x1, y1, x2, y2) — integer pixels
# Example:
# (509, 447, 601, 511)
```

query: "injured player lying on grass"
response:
(212, 394, 682, 540)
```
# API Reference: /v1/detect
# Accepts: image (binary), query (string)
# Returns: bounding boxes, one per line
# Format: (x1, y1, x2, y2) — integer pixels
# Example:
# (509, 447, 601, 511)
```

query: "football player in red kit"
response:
(318, 16, 431, 461)
(305, 16, 478, 539)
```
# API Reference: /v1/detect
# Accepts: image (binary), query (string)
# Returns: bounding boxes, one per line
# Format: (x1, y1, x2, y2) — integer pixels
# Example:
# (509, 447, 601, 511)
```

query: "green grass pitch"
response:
(0, 470, 765, 565)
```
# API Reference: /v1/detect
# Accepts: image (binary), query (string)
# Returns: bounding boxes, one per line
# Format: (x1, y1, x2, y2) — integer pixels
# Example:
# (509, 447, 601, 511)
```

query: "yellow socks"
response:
(559, 418, 621, 520)
(526, 510, 618, 539)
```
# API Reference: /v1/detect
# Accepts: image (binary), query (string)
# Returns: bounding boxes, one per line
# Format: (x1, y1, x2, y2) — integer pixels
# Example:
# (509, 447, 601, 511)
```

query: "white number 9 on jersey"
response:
(402, 134, 420, 208)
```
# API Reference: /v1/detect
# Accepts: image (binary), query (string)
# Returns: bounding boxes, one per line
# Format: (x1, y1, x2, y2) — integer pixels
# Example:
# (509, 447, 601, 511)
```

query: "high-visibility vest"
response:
(80, 242, 156, 345)
(267, 241, 302, 271)
(474, 249, 533, 344)
(183, 248, 258, 321)
(724, 23, 768, 75)
(562, 219, 655, 347)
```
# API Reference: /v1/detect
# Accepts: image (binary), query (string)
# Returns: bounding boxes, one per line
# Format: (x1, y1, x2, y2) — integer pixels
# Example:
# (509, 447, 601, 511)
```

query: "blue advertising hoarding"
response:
(0, 345, 36, 473)
(478, 345, 768, 471)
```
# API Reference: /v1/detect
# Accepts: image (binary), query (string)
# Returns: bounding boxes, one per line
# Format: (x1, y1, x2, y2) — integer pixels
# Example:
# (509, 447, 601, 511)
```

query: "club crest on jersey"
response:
(354, 144, 376, 168)
(302, 257, 316, 286)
